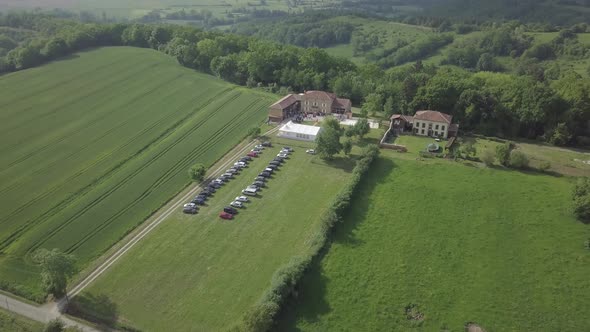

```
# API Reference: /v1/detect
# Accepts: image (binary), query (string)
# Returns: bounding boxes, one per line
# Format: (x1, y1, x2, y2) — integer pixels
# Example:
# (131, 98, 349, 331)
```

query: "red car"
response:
(247, 152, 258, 157)
(219, 211, 234, 220)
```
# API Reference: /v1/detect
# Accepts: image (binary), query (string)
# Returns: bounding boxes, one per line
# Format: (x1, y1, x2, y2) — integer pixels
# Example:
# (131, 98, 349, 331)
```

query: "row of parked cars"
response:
(182, 142, 274, 216)
(232, 146, 294, 218)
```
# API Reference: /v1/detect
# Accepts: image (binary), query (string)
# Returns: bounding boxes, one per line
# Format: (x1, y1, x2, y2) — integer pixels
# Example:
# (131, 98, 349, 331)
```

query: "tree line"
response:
(0, 12, 588, 147)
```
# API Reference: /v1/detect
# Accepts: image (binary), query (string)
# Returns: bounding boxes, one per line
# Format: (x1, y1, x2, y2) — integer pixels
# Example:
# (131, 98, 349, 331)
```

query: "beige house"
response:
(268, 90, 352, 122)
(390, 110, 458, 138)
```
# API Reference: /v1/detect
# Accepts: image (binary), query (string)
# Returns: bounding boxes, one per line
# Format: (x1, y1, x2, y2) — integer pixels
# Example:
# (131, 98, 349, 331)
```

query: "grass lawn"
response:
(0, 46, 274, 299)
(277, 151, 590, 331)
(73, 139, 355, 331)
(0, 307, 43, 332)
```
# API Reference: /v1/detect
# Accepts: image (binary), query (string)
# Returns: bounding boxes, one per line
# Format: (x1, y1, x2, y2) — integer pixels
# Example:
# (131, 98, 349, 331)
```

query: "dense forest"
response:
(0, 12, 588, 147)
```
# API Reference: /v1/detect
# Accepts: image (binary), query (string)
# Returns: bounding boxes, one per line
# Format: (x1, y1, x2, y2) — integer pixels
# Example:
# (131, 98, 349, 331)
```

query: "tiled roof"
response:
(269, 94, 298, 109)
(414, 110, 452, 124)
(304, 90, 336, 100)
(333, 97, 351, 109)
(390, 114, 414, 122)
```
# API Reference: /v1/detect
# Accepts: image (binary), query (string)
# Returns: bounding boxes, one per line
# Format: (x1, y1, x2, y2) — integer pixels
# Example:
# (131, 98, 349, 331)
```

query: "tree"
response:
(247, 127, 261, 139)
(382, 96, 395, 117)
(549, 123, 571, 146)
(573, 194, 590, 223)
(495, 142, 513, 166)
(315, 124, 342, 160)
(353, 118, 370, 139)
(361, 93, 382, 118)
(32, 249, 75, 299)
(44, 319, 65, 332)
(344, 126, 356, 138)
(342, 139, 352, 156)
(188, 163, 206, 182)
(509, 150, 529, 169)
(460, 140, 477, 159)
(481, 148, 495, 166)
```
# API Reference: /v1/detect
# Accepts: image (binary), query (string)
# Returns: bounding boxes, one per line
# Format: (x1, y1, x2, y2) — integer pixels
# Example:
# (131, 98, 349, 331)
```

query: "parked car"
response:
(242, 188, 257, 196)
(196, 194, 208, 201)
(247, 152, 258, 158)
(253, 181, 266, 188)
(241, 156, 252, 161)
(283, 146, 294, 152)
(277, 153, 289, 159)
(222, 172, 234, 178)
(264, 167, 274, 173)
(306, 149, 316, 154)
(230, 201, 244, 208)
(280, 148, 291, 154)
(198, 190, 211, 197)
(246, 185, 259, 191)
(213, 179, 224, 185)
(183, 206, 198, 214)
(205, 186, 216, 192)
(262, 141, 272, 147)
(255, 144, 265, 149)
(266, 164, 277, 170)
(235, 196, 249, 202)
(210, 181, 222, 188)
(255, 176, 266, 182)
(219, 211, 233, 220)
(226, 168, 238, 174)
(224, 206, 238, 214)
(184, 202, 197, 208)
(259, 171, 271, 178)
(235, 161, 247, 167)
(272, 157, 284, 163)
(192, 197, 206, 205)
(269, 160, 281, 166)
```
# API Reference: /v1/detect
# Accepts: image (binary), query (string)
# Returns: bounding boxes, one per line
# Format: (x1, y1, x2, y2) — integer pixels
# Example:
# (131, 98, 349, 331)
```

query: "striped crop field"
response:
(0, 47, 274, 298)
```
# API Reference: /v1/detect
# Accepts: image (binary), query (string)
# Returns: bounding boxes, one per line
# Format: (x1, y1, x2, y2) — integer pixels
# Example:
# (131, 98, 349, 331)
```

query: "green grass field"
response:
(73, 138, 353, 330)
(0, 46, 274, 299)
(0, 307, 43, 332)
(277, 150, 590, 331)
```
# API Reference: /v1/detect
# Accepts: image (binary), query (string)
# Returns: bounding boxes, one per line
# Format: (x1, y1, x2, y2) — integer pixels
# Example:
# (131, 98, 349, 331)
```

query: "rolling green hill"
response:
(0, 46, 274, 300)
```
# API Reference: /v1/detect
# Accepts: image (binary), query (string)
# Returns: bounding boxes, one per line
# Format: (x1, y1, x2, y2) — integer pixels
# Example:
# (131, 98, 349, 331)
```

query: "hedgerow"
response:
(229, 144, 380, 332)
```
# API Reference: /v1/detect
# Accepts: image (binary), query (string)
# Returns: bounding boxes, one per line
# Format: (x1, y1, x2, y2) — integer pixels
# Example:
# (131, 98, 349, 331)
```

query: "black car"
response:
(241, 156, 252, 161)
(262, 141, 272, 147)
(269, 160, 281, 165)
(259, 171, 271, 178)
(205, 186, 216, 193)
(192, 197, 206, 205)
(266, 164, 277, 170)
(220, 174, 232, 181)
(196, 194, 208, 201)
(199, 190, 212, 197)
(255, 176, 266, 182)
(224, 206, 238, 215)
(209, 182, 221, 189)
(253, 181, 266, 188)
(183, 206, 198, 214)
(272, 157, 284, 163)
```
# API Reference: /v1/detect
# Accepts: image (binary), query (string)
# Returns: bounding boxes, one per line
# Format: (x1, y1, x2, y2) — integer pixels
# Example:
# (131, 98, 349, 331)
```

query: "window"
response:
(422, 123, 425, 128)
(434, 131, 438, 136)
(415, 122, 419, 127)
(421, 129, 425, 134)
(435, 124, 439, 130)
(442, 125, 446, 131)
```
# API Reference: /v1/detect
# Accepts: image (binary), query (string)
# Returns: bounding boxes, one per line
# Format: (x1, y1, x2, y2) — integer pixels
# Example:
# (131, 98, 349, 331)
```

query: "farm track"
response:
(66, 124, 281, 299)
(24, 88, 243, 254)
(0, 86, 236, 253)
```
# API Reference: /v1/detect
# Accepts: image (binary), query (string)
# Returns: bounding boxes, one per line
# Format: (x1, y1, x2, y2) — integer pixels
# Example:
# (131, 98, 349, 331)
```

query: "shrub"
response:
(538, 161, 551, 172)
(481, 149, 495, 166)
(44, 319, 65, 332)
(247, 127, 261, 139)
(188, 163, 206, 182)
(231, 145, 380, 331)
(573, 194, 590, 223)
(509, 150, 529, 169)
(495, 142, 512, 166)
(573, 177, 590, 198)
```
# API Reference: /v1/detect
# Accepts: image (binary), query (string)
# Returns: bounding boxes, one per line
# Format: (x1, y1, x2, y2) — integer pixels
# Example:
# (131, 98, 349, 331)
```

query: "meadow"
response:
(73, 138, 354, 330)
(277, 147, 590, 331)
(0, 46, 274, 299)
(0, 307, 42, 332)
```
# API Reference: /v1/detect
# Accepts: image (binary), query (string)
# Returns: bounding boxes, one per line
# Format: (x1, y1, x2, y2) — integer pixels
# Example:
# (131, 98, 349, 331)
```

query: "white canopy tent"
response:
(277, 121, 322, 141)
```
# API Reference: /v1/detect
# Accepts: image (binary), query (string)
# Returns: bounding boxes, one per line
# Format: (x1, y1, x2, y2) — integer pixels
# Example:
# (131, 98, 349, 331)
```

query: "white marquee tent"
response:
(277, 121, 322, 141)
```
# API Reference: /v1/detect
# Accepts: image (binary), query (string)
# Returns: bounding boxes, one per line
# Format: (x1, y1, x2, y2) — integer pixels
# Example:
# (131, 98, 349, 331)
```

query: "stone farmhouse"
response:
(268, 90, 352, 122)
(390, 110, 459, 138)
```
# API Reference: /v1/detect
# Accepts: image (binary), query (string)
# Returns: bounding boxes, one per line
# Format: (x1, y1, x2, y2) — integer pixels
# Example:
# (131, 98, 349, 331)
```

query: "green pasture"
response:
(74, 138, 352, 331)
(0, 46, 274, 299)
(0, 307, 43, 332)
(278, 151, 590, 331)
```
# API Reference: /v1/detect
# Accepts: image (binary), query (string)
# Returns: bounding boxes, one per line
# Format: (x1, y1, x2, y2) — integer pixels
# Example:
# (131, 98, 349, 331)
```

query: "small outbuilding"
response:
(277, 121, 322, 141)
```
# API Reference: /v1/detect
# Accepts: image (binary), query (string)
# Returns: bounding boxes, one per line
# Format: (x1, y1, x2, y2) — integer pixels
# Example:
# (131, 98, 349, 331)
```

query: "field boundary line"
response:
(66, 125, 280, 299)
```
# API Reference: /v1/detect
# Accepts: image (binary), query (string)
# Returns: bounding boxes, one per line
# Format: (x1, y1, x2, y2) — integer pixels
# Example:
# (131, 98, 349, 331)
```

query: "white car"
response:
(234, 162, 246, 168)
(213, 179, 224, 185)
(306, 149, 316, 154)
(235, 196, 249, 202)
(255, 144, 265, 149)
(277, 153, 289, 158)
(264, 167, 274, 173)
(242, 188, 257, 196)
(280, 148, 291, 154)
(230, 201, 244, 208)
(183, 202, 196, 208)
